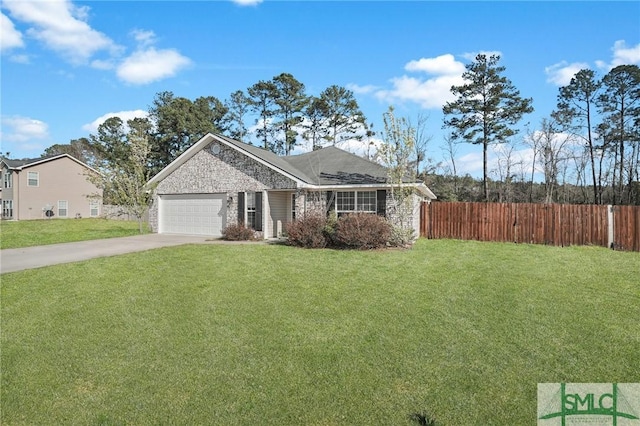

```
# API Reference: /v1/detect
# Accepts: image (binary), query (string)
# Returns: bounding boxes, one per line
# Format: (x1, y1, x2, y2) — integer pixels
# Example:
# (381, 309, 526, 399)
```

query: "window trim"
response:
(58, 200, 68, 218)
(27, 171, 39, 187)
(3, 171, 12, 188)
(336, 190, 377, 215)
(246, 192, 256, 229)
(90, 201, 99, 217)
(2, 200, 13, 218)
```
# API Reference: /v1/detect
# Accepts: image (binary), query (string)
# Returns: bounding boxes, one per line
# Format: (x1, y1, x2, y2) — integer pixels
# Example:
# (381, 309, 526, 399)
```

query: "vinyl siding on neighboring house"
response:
(2, 156, 102, 220)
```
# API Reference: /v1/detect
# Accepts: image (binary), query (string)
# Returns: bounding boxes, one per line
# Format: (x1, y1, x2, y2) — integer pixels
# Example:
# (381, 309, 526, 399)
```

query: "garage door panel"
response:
(160, 194, 226, 236)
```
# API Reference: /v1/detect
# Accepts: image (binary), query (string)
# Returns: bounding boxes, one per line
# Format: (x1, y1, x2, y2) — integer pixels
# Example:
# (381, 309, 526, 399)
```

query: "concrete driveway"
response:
(0, 234, 219, 274)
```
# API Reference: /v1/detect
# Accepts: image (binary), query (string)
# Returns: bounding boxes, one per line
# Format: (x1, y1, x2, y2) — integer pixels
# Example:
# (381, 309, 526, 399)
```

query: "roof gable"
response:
(147, 133, 311, 186)
(1, 154, 99, 174)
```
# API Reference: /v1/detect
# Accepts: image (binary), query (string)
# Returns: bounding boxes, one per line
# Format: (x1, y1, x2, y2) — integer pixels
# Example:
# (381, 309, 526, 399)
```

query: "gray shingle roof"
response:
(283, 146, 389, 186)
(2, 157, 47, 169)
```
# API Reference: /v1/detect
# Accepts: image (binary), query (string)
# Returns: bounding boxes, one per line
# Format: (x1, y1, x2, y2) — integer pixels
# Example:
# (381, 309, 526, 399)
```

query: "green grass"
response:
(1, 240, 638, 425)
(0, 218, 147, 249)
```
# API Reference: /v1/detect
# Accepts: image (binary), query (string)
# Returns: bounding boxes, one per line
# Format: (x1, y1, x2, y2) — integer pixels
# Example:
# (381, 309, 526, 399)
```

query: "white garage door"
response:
(159, 194, 227, 236)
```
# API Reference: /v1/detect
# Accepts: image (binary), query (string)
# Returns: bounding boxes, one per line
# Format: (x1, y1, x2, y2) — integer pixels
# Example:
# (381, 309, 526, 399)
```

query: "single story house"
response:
(147, 133, 436, 238)
(1, 154, 102, 220)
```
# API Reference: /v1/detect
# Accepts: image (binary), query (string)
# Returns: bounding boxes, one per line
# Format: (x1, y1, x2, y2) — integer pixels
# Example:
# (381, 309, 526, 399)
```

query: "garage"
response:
(159, 194, 227, 236)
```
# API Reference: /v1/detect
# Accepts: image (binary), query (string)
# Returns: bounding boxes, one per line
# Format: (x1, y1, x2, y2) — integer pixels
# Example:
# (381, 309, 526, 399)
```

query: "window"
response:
(2, 200, 13, 218)
(90, 201, 99, 217)
(291, 194, 296, 220)
(58, 200, 68, 217)
(336, 191, 377, 215)
(357, 191, 377, 212)
(3, 171, 12, 188)
(237, 191, 262, 232)
(246, 192, 256, 229)
(27, 171, 39, 187)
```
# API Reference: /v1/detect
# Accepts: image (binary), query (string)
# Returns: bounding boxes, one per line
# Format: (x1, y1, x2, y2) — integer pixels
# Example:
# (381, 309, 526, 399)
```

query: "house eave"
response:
(298, 182, 437, 199)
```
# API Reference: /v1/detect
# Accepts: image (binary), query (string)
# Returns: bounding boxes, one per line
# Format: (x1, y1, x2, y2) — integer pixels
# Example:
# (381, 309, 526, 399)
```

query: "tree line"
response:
(44, 74, 367, 176)
(42, 58, 640, 206)
(439, 55, 639, 205)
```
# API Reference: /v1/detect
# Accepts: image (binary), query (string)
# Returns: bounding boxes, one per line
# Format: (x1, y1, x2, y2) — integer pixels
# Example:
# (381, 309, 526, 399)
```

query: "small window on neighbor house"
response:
(58, 200, 68, 217)
(2, 200, 13, 218)
(90, 201, 99, 217)
(3, 171, 12, 188)
(27, 171, 39, 186)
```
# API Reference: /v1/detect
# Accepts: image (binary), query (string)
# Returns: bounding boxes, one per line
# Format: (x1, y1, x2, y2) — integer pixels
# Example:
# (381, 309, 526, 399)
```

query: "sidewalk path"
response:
(0, 234, 218, 274)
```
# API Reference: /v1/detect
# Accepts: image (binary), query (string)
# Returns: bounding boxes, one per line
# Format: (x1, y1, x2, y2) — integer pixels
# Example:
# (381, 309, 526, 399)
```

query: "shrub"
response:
(285, 214, 330, 248)
(222, 223, 257, 241)
(389, 225, 417, 248)
(334, 213, 392, 250)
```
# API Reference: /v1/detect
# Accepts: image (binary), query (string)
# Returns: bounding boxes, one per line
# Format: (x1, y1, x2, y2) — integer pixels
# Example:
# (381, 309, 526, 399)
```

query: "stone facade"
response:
(149, 143, 297, 232)
(149, 139, 429, 238)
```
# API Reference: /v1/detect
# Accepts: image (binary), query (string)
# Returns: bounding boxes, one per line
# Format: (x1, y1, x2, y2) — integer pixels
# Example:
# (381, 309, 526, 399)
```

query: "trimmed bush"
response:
(222, 223, 257, 241)
(285, 214, 330, 248)
(334, 213, 392, 250)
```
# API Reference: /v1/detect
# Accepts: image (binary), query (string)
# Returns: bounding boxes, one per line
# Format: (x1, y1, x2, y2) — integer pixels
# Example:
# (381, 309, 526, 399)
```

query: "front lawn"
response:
(0, 218, 147, 249)
(1, 240, 638, 425)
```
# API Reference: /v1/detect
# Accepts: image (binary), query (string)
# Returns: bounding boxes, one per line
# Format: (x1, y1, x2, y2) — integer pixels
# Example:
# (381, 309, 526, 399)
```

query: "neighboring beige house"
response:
(1, 154, 102, 220)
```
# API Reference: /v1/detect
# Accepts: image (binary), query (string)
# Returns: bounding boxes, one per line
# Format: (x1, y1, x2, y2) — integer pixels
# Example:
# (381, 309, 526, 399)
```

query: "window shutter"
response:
(326, 191, 335, 216)
(255, 192, 263, 231)
(376, 190, 386, 217)
(237, 192, 245, 224)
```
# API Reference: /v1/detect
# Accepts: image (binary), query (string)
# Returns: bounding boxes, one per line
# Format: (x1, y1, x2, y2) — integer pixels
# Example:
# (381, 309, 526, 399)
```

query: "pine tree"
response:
(443, 54, 533, 201)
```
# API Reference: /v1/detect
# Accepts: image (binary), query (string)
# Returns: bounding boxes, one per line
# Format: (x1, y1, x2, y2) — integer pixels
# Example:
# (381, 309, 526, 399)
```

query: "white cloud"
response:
(375, 73, 464, 109)
(116, 47, 191, 85)
(231, 0, 263, 6)
(3, 0, 119, 64)
(544, 61, 589, 86)
(405, 54, 465, 75)
(4, 2, 191, 84)
(82, 110, 148, 133)
(131, 29, 156, 48)
(0, 115, 49, 142)
(346, 83, 379, 95)
(548, 40, 640, 85)
(601, 40, 640, 69)
(373, 53, 466, 110)
(0, 12, 24, 51)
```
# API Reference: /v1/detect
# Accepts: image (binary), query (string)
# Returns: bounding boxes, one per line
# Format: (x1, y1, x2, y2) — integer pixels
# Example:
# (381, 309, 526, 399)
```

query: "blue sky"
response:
(1, 0, 639, 177)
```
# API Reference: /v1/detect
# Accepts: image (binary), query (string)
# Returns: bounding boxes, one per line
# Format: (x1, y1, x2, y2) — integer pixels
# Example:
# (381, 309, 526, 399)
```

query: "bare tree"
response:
(441, 134, 459, 200)
(407, 113, 432, 176)
(492, 142, 522, 203)
(527, 118, 573, 203)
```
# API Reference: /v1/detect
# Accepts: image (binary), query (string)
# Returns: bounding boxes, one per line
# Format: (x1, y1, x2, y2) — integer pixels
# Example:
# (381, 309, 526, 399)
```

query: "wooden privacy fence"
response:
(420, 202, 640, 252)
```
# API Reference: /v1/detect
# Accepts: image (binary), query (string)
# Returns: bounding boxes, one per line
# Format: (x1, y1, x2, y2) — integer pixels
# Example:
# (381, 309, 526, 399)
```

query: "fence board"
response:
(421, 202, 638, 251)
(613, 205, 640, 251)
